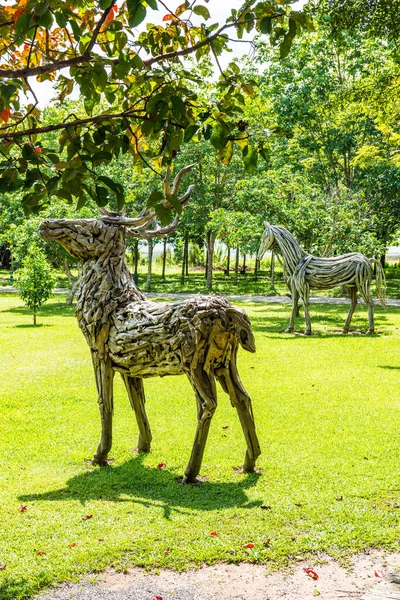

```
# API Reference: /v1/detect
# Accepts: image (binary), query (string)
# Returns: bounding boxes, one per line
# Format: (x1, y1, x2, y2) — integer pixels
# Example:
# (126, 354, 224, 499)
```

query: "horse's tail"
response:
(371, 259, 386, 308)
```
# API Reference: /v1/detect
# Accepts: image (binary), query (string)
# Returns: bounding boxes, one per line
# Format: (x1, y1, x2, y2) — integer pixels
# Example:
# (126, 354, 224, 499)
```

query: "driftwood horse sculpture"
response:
(39, 166, 260, 483)
(258, 222, 386, 335)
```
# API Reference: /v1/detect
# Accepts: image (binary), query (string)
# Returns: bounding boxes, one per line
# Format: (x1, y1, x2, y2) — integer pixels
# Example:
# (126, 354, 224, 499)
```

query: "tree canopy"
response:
(0, 0, 312, 216)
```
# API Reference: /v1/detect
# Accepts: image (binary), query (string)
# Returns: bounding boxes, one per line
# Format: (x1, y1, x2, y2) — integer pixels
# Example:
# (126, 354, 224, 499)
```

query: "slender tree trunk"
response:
(234, 247, 240, 285)
(181, 235, 188, 285)
(242, 254, 246, 274)
(270, 251, 275, 289)
(66, 278, 80, 305)
(185, 235, 189, 277)
(206, 232, 216, 289)
(254, 256, 259, 281)
(132, 240, 139, 276)
(146, 239, 153, 292)
(226, 246, 230, 276)
(162, 238, 167, 280)
(33, 309, 37, 326)
(380, 254, 386, 268)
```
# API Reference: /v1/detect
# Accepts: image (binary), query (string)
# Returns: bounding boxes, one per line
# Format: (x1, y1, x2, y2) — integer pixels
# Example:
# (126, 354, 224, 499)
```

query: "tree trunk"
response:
(226, 246, 230, 276)
(146, 239, 153, 292)
(234, 247, 240, 285)
(254, 256, 259, 281)
(206, 232, 215, 289)
(162, 238, 167, 280)
(66, 278, 80, 305)
(181, 235, 187, 284)
(380, 254, 386, 268)
(185, 236, 189, 277)
(270, 251, 275, 289)
(132, 240, 139, 276)
(242, 254, 246, 274)
(33, 309, 37, 326)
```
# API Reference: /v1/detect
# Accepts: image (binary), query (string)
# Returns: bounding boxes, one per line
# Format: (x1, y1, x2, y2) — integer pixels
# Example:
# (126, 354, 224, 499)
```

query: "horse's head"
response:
(257, 221, 275, 260)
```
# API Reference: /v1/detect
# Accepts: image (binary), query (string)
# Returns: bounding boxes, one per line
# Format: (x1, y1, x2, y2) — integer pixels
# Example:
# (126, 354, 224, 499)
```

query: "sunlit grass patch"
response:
(0, 296, 399, 599)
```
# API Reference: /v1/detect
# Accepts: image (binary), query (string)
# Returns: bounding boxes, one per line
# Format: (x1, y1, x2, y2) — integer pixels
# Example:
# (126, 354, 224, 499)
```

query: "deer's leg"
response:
(216, 359, 261, 473)
(183, 367, 217, 484)
(122, 375, 152, 453)
(285, 287, 299, 333)
(92, 356, 115, 466)
(343, 287, 357, 334)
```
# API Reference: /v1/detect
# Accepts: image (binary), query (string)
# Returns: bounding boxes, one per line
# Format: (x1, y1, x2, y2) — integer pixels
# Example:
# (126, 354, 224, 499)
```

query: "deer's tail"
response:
(227, 307, 256, 353)
(371, 259, 386, 308)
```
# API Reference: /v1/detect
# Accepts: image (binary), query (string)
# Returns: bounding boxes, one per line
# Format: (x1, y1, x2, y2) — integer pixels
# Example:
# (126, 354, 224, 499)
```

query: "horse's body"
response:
(258, 223, 386, 335)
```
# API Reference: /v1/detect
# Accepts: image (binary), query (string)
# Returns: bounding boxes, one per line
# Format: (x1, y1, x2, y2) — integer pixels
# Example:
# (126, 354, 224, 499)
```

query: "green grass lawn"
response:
(0, 296, 400, 599)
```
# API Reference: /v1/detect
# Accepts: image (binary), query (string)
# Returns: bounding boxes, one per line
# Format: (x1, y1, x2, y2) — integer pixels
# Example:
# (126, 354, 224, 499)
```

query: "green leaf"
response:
(259, 16, 272, 34)
(166, 193, 182, 214)
(242, 145, 258, 173)
(55, 11, 68, 27)
(15, 11, 32, 35)
(95, 185, 110, 206)
(193, 5, 210, 20)
(146, 0, 158, 9)
(22, 144, 36, 161)
(184, 125, 198, 143)
(203, 124, 213, 140)
(46, 176, 60, 195)
(91, 150, 113, 163)
(156, 204, 173, 226)
(210, 124, 228, 150)
(92, 65, 108, 91)
(99, 0, 112, 8)
(170, 95, 185, 121)
(219, 140, 234, 165)
(127, 0, 147, 27)
(147, 190, 163, 208)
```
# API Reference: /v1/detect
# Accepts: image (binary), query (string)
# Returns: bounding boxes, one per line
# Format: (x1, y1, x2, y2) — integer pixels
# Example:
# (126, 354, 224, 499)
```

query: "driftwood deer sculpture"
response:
(39, 165, 260, 483)
(258, 222, 386, 335)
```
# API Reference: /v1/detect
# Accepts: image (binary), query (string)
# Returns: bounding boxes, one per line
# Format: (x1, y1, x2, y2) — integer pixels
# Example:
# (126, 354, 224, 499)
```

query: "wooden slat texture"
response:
(362, 580, 400, 600)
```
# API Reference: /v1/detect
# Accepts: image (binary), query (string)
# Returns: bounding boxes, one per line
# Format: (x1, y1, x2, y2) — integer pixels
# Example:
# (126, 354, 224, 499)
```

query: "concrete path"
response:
(2, 286, 400, 307)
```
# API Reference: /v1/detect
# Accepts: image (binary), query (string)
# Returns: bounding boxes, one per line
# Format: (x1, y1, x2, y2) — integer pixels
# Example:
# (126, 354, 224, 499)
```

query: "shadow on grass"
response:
(378, 365, 400, 370)
(20, 454, 262, 519)
(2, 302, 75, 318)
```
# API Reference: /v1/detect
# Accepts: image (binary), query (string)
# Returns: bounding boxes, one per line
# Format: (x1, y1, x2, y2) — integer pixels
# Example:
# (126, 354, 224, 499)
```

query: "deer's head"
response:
(39, 165, 196, 262)
(257, 221, 275, 260)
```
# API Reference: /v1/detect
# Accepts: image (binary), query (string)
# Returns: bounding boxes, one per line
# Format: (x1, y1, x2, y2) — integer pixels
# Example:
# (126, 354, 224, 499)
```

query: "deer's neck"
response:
(76, 251, 145, 346)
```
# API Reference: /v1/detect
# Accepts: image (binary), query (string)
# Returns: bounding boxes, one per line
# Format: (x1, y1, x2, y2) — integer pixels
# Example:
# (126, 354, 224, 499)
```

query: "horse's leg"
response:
(216, 356, 261, 473)
(183, 366, 217, 483)
(366, 295, 375, 334)
(302, 286, 312, 335)
(91, 354, 115, 465)
(285, 287, 299, 333)
(343, 287, 357, 334)
(122, 375, 152, 453)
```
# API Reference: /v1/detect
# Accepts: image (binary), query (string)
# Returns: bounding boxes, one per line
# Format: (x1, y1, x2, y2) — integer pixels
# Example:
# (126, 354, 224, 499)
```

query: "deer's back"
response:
(108, 295, 240, 377)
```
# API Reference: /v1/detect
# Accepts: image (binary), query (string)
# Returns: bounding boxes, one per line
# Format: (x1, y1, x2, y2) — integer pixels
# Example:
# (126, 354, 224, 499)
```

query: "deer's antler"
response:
(100, 164, 196, 230)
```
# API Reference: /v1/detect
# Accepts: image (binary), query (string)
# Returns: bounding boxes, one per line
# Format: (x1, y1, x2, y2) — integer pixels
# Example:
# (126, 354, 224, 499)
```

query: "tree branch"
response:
(0, 110, 146, 139)
(83, 0, 117, 56)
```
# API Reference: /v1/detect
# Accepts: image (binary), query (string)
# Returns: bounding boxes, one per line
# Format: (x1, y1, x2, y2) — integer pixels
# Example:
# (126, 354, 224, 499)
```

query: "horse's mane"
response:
(270, 225, 306, 273)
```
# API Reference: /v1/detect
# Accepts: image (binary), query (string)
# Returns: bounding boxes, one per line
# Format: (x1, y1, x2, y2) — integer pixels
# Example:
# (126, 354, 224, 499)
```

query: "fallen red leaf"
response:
(36, 551, 47, 556)
(146, 465, 151, 468)
(13, 7, 24, 23)
(82, 514, 93, 520)
(374, 570, 384, 578)
(157, 463, 166, 469)
(18, 504, 27, 513)
(260, 504, 271, 510)
(222, 425, 229, 430)
(153, 596, 163, 600)
(243, 543, 255, 549)
(162, 13, 174, 21)
(163, 547, 170, 555)
(263, 539, 271, 546)
(210, 531, 218, 537)
(0, 564, 6, 570)
(304, 568, 319, 580)
(68, 542, 77, 548)
(199, 563, 207, 569)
